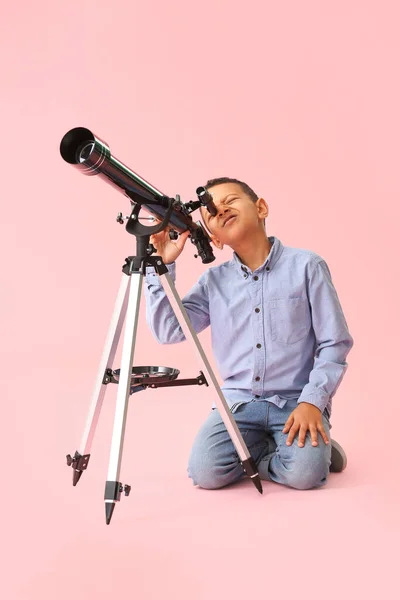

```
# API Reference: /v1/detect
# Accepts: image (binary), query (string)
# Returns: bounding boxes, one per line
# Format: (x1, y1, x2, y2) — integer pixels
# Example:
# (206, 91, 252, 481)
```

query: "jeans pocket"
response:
(270, 297, 311, 345)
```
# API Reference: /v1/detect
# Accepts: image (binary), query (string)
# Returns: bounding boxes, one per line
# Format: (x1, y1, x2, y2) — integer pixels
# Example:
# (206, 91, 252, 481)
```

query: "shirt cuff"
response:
(297, 386, 330, 413)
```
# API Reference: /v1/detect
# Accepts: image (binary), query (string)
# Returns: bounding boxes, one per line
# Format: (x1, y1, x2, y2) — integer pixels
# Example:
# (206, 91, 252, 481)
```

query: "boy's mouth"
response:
(223, 215, 236, 227)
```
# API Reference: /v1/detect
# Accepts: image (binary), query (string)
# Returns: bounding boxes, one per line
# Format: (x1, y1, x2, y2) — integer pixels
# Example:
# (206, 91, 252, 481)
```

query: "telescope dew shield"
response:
(59, 127, 192, 232)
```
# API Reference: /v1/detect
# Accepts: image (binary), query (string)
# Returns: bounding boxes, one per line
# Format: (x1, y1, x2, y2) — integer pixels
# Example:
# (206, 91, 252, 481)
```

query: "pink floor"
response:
(4, 359, 398, 599)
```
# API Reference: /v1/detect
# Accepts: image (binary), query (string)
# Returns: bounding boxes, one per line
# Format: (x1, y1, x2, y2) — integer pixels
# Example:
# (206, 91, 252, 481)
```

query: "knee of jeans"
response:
(282, 449, 329, 490)
(286, 469, 328, 490)
(188, 453, 234, 490)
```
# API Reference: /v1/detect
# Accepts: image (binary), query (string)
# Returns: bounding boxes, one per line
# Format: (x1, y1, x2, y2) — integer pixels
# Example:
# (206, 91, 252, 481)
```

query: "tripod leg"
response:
(104, 272, 143, 524)
(67, 273, 131, 486)
(159, 271, 263, 494)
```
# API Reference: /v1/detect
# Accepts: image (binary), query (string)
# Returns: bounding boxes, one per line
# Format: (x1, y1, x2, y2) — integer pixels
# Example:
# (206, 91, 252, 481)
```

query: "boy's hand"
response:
(282, 402, 329, 447)
(149, 218, 191, 265)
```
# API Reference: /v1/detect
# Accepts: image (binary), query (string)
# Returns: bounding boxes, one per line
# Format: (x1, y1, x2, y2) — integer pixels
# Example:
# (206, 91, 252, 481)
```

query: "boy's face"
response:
(200, 182, 268, 250)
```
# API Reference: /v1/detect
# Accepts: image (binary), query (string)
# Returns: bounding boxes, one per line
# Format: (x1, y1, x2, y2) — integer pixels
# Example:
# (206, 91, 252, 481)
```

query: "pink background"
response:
(1, 1, 398, 598)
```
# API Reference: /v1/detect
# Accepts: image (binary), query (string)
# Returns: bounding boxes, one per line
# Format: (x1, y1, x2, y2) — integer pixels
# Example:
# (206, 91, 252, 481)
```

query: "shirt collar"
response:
(230, 236, 284, 276)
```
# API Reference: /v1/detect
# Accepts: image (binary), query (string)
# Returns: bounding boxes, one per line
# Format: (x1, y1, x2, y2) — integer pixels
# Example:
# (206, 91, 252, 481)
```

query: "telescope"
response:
(59, 127, 218, 263)
(60, 127, 263, 525)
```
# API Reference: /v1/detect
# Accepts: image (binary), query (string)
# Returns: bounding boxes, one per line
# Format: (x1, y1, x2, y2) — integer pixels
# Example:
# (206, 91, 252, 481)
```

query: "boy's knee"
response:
(188, 465, 224, 490)
(275, 444, 330, 490)
(188, 451, 243, 490)
(285, 467, 328, 490)
(188, 453, 224, 489)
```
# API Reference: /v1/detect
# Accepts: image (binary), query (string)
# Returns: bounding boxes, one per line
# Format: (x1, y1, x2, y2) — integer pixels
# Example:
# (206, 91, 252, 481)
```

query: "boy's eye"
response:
(208, 198, 237, 220)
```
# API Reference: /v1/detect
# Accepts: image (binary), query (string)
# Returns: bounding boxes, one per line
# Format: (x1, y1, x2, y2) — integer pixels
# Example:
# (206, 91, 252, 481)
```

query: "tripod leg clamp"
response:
(66, 451, 91, 471)
(241, 457, 258, 478)
(104, 481, 131, 502)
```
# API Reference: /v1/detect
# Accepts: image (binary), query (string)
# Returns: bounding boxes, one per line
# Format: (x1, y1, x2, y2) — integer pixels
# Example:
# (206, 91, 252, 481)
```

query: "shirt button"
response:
(253, 275, 259, 281)
(255, 308, 260, 313)
(255, 376, 260, 381)
(266, 266, 270, 271)
(256, 343, 261, 348)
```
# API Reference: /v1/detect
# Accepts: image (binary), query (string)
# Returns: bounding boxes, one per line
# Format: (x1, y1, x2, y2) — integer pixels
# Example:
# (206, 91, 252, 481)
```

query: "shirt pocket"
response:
(270, 297, 311, 345)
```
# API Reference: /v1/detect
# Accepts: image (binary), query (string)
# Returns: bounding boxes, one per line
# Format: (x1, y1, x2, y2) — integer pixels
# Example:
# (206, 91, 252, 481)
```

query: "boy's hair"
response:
(200, 177, 265, 231)
(204, 177, 258, 203)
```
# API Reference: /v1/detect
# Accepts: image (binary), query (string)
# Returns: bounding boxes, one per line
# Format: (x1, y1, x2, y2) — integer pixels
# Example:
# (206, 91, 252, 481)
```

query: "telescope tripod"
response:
(66, 224, 263, 525)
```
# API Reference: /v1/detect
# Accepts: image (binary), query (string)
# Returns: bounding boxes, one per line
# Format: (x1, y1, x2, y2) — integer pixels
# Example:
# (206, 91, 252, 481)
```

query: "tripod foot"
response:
(73, 470, 83, 486)
(105, 502, 115, 525)
(251, 474, 263, 494)
(67, 452, 90, 486)
(241, 457, 264, 494)
(104, 481, 131, 524)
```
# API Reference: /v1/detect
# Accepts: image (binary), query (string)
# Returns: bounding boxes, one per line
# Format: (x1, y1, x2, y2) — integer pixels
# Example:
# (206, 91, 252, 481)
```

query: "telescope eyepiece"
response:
(196, 186, 218, 217)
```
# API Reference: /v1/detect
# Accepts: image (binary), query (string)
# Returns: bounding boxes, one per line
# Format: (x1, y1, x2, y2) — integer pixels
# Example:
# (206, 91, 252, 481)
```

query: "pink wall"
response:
(1, 1, 398, 598)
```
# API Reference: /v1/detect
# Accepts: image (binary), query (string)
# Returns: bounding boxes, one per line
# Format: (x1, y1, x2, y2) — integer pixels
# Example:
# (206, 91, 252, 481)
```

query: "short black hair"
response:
(204, 177, 258, 203)
(200, 177, 264, 232)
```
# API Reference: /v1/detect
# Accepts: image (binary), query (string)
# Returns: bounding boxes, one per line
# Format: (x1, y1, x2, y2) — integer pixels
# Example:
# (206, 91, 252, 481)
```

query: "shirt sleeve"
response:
(143, 261, 210, 344)
(297, 258, 354, 412)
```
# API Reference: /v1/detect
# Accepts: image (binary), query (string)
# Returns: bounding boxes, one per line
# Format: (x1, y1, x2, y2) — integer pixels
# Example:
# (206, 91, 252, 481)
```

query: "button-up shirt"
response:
(144, 235, 354, 416)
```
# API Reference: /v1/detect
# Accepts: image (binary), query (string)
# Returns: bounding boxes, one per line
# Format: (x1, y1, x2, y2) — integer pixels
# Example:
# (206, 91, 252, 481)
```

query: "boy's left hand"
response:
(283, 402, 330, 447)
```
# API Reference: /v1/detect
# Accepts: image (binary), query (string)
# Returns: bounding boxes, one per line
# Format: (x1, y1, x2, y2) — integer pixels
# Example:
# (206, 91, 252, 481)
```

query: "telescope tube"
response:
(60, 127, 193, 232)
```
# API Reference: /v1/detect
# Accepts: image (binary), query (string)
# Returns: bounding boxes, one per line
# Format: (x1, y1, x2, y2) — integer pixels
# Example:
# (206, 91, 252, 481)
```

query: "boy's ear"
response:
(257, 197, 269, 219)
(210, 235, 224, 250)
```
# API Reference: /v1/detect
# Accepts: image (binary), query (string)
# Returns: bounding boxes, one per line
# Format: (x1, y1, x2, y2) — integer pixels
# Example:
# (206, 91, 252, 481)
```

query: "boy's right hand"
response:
(149, 218, 191, 265)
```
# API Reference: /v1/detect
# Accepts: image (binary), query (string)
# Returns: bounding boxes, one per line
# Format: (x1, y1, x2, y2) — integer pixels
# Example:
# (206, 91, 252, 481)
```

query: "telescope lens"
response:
(76, 141, 95, 163)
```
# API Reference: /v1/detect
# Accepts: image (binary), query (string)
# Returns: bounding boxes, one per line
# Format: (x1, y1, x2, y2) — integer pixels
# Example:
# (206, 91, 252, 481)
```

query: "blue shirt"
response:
(144, 235, 354, 416)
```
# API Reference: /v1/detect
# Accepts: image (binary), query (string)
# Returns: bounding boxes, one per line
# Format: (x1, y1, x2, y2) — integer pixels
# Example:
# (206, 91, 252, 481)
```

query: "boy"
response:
(144, 178, 354, 491)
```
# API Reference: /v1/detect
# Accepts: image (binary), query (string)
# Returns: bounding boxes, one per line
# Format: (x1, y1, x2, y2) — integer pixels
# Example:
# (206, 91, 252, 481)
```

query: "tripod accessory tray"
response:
(103, 366, 208, 395)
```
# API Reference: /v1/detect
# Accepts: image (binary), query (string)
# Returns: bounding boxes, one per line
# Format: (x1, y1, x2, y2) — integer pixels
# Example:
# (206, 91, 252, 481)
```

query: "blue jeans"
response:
(187, 400, 332, 490)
